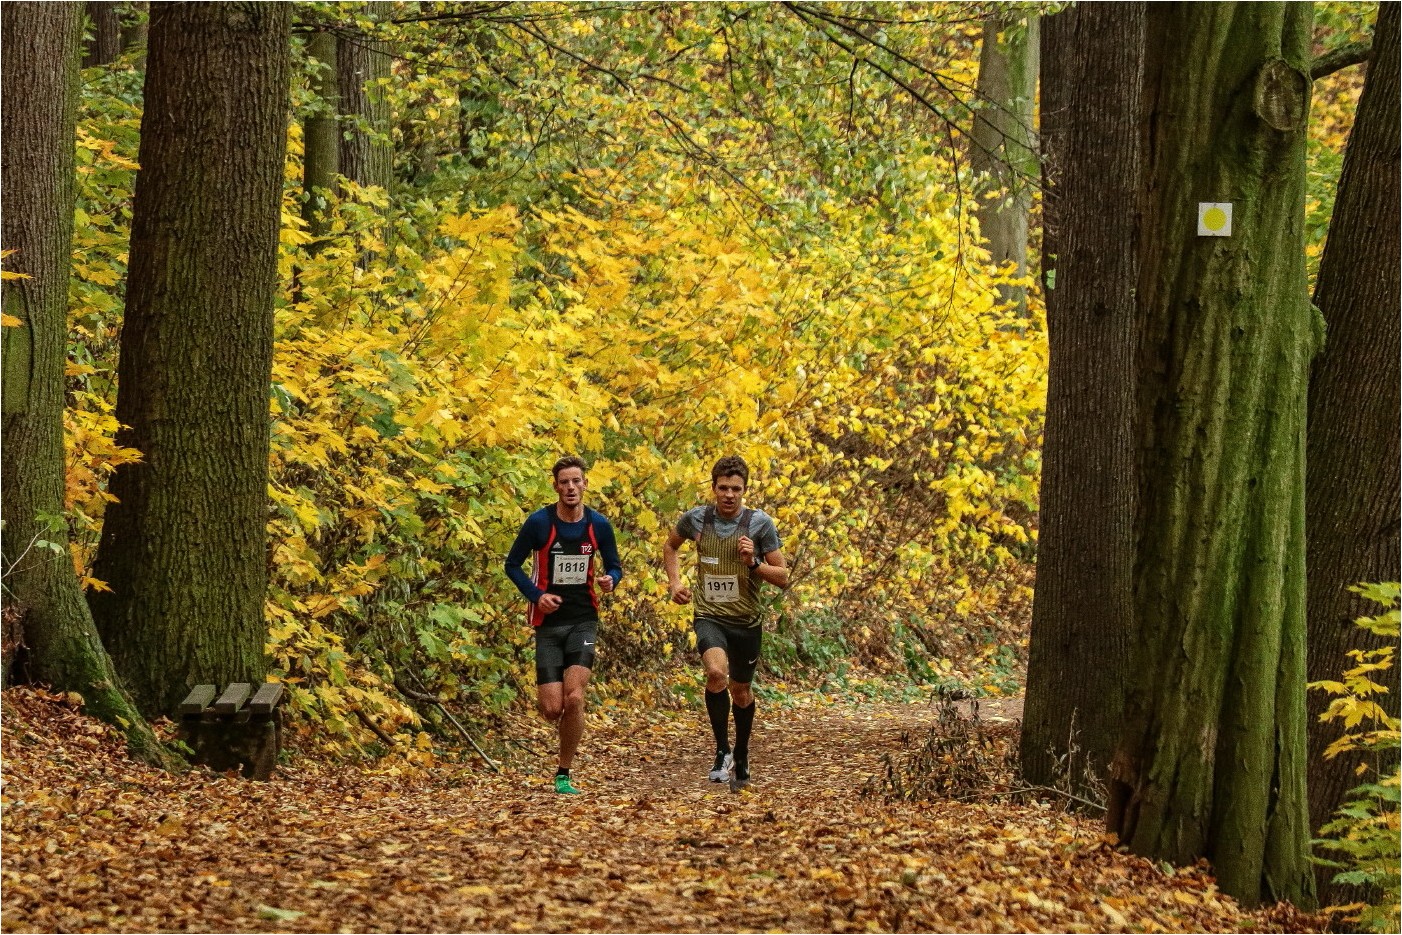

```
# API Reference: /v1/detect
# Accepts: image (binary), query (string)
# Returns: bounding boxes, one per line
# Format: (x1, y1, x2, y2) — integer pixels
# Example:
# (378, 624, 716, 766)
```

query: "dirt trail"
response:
(1, 689, 1317, 933)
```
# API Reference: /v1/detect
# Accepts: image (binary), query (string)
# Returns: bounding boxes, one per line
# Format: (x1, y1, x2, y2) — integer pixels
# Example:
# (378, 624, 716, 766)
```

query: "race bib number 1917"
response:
(703, 574, 740, 602)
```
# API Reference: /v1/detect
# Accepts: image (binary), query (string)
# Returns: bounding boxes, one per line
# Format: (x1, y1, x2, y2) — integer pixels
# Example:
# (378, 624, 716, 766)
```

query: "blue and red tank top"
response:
(527, 508, 602, 628)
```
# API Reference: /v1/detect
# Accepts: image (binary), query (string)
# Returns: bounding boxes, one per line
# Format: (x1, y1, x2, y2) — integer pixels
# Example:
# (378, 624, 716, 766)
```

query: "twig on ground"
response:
(396, 677, 500, 773)
(952, 785, 1107, 812)
(350, 706, 397, 749)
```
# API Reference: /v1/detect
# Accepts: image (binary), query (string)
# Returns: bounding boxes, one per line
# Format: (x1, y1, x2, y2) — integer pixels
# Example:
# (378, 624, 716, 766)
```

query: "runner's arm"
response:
(663, 529, 691, 603)
(595, 514, 623, 591)
(744, 514, 789, 589)
(504, 513, 547, 602)
(752, 548, 790, 589)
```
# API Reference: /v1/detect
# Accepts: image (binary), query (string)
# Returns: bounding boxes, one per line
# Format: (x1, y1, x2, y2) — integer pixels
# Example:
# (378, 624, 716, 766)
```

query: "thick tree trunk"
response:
(302, 29, 340, 242)
(1021, 3, 1143, 798)
(1305, 0, 1401, 897)
(0, 1, 167, 765)
(1108, 2, 1317, 909)
(337, 1, 393, 195)
(970, 13, 1039, 314)
(82, 2, 122, 67)
(89, 2, 290, 717)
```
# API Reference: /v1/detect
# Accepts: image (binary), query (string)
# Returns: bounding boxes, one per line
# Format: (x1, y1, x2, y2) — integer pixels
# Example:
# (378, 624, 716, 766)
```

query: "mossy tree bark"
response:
(1304, 0, 1400, 893)
(302, 29, 340, 243)
(89, 2, 291, 718)
(337, 1, 393, 195)
(1021, 2, 1143, 798)
(1, 1, 168, 765)
(970, 12, 1039, 315)
(1107, 2, 1317, 909)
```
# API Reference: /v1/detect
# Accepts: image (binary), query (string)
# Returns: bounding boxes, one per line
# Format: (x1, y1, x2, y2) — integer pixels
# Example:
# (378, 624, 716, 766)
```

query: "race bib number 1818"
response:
(554, 554, 590, 586)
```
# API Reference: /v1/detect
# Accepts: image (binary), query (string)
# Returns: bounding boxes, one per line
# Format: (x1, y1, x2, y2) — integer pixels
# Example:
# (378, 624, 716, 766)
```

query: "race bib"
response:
(553, 554, 590, 586)
(703, 574, 740, 603)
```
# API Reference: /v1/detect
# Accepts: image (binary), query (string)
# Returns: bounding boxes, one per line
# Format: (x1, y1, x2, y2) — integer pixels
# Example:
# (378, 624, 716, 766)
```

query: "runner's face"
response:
(554, 467, 586, 507)
(712, 475, 745, 517)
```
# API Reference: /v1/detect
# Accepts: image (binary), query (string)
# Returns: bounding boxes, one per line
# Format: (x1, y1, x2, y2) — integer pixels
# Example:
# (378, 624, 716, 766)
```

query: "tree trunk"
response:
(1108, 2, 1317, 909)
(82, 2, 122, 67)
(302, 29, 340, 242)
(1, 1, 167, 765)
(120, 2, 148, 60)
(89, 1, 291, 718)
(1305, 0, 1401, 895)
(337, 1, 393, 195)
(970, 13, 1039, 314)
(1021, 3, 1143, 798)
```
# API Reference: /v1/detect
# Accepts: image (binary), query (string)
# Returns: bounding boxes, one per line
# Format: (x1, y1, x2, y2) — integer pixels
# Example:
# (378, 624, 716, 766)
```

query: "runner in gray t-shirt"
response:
(663, 455, 789, 791)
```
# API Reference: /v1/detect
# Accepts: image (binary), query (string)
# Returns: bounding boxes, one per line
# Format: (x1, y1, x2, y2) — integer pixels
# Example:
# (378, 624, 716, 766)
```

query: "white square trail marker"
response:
(1198, 202, 1233, 236)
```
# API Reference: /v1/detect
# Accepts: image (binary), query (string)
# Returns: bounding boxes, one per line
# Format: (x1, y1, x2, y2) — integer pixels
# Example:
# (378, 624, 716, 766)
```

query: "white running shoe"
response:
(708, 751, 733, 783)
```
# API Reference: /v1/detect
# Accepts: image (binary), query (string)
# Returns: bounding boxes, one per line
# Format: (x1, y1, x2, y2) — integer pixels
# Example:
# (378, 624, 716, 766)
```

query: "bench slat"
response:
(179, 684, 218, 715)
(248, 682, 285, 714)
(212, 682, 253, 715)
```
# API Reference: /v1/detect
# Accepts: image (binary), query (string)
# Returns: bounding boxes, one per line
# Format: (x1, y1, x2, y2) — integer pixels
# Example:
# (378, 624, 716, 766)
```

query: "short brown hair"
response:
(552, 455, 587, 479)
(711, 454, 749, 486)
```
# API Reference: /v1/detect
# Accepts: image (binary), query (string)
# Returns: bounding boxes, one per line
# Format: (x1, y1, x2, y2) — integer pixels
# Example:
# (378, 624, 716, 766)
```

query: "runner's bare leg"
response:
(558, 663, 591, 769)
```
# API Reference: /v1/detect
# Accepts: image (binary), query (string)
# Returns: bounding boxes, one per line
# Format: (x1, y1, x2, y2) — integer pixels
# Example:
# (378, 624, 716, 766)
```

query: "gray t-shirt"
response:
(674, 506, 782, 557)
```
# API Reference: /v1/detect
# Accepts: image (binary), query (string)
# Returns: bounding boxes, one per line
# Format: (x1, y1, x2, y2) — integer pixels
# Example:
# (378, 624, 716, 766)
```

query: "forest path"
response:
(2, 688, 1316, 933)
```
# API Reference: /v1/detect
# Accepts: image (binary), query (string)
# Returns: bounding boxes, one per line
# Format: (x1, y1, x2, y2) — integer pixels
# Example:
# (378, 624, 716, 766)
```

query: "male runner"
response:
(663, 454, 788, 792)
(505, 456, 622, 794)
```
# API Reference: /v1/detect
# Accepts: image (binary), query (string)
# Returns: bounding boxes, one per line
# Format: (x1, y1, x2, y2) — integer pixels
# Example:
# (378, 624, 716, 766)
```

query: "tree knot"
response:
(1253, 59, 1309, 132)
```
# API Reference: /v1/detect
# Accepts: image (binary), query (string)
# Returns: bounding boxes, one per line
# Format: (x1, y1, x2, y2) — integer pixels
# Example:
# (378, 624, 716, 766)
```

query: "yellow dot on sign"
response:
(1203, 207, 1227, 231)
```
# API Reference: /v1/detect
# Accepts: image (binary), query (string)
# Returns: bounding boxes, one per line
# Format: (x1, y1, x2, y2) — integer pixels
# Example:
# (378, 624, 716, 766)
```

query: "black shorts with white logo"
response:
(694, 615, 763, 684)
(534, 617, 598, 684)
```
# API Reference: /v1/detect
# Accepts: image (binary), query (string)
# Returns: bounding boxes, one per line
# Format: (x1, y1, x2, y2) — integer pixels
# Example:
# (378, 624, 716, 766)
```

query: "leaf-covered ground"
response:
(2, 687, 1324, 933)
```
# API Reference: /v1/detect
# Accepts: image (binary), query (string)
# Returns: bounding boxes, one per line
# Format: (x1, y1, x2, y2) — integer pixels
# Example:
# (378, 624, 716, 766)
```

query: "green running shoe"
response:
(554, 774, 582, 795)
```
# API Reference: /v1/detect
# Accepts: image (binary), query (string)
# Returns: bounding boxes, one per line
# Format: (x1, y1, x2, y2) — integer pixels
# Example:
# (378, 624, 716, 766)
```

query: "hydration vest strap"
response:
(701, 506, 753, 539)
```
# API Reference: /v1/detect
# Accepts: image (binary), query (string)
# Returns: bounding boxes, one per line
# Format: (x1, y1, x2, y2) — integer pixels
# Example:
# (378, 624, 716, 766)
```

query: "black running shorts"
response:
(694, 615, 763, 684)
(535, 618, 598, 684)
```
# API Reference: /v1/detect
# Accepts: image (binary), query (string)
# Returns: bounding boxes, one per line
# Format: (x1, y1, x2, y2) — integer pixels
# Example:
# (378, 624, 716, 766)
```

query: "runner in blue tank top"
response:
(663, 455, 788, 791)
(505, 456, 622, 794)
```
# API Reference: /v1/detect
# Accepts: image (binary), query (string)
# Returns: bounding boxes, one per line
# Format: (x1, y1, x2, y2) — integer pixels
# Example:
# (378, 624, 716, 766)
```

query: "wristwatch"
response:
(749, 557, 763, 570)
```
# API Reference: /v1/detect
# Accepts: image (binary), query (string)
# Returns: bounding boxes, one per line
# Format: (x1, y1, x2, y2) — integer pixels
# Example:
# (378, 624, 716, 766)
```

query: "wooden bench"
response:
(177, 682, 286, 780)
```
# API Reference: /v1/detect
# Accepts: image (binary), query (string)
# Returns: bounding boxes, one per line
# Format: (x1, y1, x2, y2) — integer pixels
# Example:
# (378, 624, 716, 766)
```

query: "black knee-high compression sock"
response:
(705, 689, 731, 754)
(733, 700, 755, 763)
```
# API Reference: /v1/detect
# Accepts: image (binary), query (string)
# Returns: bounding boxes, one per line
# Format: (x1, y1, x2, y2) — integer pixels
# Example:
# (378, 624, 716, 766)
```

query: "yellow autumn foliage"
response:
(249, 149, 1043, 744)
(59, 11, 1048, 753)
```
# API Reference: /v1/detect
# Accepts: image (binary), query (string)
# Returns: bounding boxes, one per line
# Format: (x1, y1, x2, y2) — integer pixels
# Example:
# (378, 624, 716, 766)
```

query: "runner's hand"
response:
(738, 536, 756, 564)
(537, 593, 563, 613)
(670, 584, 692, 605)
(599, 574, 615, 593)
